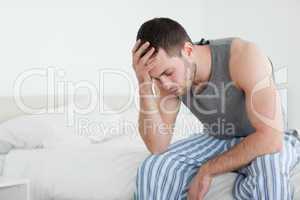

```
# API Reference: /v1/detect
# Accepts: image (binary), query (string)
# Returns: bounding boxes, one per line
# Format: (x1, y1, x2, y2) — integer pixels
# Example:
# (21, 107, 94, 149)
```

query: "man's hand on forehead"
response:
(132, 39, 157, 84)
(134, 40, 157, 61)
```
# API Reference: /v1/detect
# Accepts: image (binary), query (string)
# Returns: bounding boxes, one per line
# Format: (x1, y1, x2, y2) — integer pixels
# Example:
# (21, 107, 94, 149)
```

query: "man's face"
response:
(148, 48, 194, 97)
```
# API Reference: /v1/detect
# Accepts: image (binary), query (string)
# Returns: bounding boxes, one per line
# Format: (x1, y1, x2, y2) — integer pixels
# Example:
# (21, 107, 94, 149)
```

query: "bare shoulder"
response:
(229, 38, 272, 90)
(230, 37, 264, 63)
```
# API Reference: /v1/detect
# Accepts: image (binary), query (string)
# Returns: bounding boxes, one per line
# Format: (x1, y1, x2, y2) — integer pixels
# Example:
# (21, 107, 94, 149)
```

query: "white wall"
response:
(0, 0, 203, 96)
(288, 0, 300, 130)
(0, 0, 298, 128)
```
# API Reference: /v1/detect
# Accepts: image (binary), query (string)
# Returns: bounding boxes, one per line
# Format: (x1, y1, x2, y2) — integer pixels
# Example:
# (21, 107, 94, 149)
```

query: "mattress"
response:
(1, 135, 300, 200)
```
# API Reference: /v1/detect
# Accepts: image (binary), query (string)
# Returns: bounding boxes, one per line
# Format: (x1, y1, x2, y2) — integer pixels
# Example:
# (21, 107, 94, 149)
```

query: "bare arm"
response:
(132, 40, 180, 154)
(200, 40, 284, 176)
(138, 80, 180, 154)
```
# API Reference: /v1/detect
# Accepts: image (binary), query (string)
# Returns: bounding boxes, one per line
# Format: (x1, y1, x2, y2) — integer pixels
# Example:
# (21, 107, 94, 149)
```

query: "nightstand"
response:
(0, 177, 29, 200)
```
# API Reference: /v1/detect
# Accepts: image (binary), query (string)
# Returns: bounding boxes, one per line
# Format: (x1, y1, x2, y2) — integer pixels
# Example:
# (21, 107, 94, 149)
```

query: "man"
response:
(132, 17, 300, 200)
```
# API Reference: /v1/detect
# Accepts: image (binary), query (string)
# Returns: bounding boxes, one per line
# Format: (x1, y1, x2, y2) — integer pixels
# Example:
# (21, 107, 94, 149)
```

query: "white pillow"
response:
(0, 114, 55, 153)
(0, 102, 123, 152)
(0, 139, 13, 154)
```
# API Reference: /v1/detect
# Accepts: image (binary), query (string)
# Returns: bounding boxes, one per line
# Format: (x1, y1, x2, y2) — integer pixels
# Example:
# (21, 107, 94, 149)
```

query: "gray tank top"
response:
(179, 38, 282, 138)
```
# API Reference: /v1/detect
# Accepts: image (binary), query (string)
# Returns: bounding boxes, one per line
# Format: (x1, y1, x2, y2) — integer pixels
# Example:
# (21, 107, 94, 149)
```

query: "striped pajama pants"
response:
(134, 132, 300, 200)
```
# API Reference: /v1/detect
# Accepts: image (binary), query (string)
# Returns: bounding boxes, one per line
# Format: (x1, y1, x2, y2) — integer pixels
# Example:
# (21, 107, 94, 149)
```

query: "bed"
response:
(0, 89, 299, 200)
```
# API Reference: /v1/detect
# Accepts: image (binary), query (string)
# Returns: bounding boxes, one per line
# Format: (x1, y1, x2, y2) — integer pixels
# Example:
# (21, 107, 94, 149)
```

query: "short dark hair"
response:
(136, 17, 192, 57)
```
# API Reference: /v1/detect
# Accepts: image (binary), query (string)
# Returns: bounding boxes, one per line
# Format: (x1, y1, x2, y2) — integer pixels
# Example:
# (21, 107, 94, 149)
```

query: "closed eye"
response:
(164, 69, 173, 76)
(152, 77, 160, 82)
(152, 68, 173, 80)
(164, 71, 172, 76)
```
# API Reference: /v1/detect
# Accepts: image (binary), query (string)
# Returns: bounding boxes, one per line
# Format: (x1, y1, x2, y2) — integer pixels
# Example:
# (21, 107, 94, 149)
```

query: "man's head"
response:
(136, 17, 197, 96)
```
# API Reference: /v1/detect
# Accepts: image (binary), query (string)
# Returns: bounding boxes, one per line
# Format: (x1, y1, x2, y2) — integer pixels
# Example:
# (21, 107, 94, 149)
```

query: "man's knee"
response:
(234, 154, 292, 200)
(135, 153, 171, 199)
(136, 154, 166, 181)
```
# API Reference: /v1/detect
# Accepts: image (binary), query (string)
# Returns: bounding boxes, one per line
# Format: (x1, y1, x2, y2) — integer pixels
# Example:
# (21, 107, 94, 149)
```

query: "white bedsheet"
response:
(2, 135, 147, 200)
(2, 135, 300, 200)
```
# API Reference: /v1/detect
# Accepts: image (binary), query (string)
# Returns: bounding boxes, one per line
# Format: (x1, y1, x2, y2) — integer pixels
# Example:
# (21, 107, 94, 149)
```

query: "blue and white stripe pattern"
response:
(134, 132, 300, 200)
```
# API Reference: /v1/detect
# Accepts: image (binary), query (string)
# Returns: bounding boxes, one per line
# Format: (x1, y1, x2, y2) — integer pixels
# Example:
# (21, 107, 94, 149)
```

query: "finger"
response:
(131, 39, 141, 53)
(188, 192, 196, 200)
(144, 63, 155, 73)
(135, 41, 150, 59)
(146, 56, 155, 66)
(140, 47, 155, 65)
(197, 193, 202, 200)
(188, 193, 194, 200)
(132, 40, 142, 67)
(197, 189, 206, 200)
(187, 192, 191, 200)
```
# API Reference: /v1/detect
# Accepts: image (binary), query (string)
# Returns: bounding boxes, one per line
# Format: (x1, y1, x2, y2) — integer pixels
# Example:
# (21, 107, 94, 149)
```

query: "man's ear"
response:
(181, 42, 193, 57)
